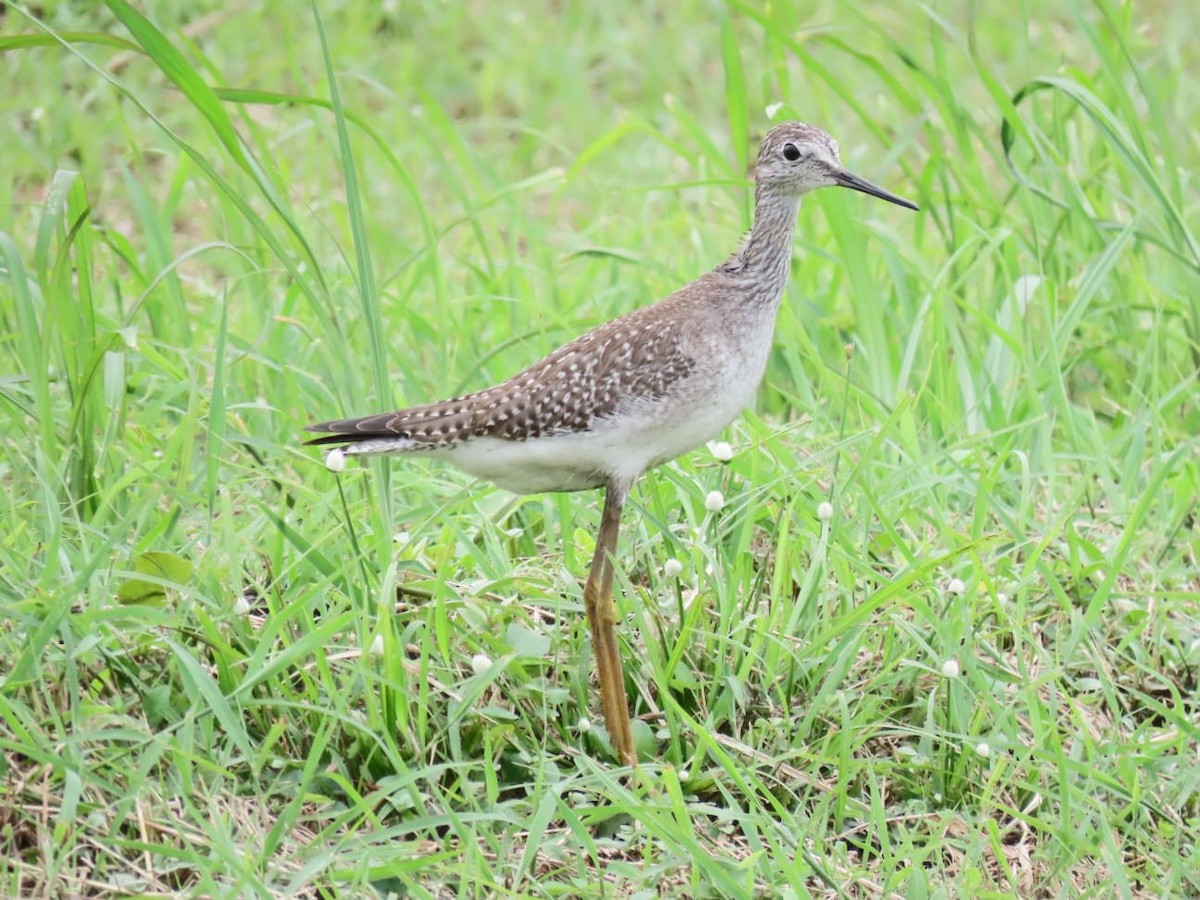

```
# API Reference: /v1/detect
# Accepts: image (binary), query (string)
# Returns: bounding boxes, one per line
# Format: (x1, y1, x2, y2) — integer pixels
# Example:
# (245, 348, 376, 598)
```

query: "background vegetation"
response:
(1, 0, 1197, 895)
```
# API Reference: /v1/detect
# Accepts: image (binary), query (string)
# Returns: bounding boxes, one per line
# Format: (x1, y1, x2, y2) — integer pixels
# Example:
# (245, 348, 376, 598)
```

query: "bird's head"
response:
(754, 121, 918, 210)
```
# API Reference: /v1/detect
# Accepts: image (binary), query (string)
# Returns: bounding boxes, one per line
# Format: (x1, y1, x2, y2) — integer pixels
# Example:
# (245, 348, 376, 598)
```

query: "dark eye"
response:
(782, 143, 801, 161)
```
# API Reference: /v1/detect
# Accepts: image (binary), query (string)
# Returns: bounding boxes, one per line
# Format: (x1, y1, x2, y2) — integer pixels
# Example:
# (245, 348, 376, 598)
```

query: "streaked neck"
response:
(720, 183, 802, 303)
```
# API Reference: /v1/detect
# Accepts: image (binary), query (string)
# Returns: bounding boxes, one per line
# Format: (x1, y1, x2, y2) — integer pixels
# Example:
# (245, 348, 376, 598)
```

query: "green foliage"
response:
(115, 549, 194, 605)
(1, 0, 1197, 895)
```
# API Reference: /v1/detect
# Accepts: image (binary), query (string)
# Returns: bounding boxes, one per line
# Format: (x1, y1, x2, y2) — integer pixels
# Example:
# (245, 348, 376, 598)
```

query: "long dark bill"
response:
(834, 169, 919, 211)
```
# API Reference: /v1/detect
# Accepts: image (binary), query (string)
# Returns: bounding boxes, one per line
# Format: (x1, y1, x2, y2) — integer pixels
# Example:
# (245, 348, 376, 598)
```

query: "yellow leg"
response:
(582, 484, 636, 766)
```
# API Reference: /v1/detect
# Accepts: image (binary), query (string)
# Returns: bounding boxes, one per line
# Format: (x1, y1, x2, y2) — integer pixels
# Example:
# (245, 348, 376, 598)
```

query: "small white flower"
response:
(678, 767, 690, 781)
(470, 653, 492, 676)
(325, 449, 346, 472)
(705, 490, 725, 512)
(817, 501, 834, 522)
(577, 716, 591, 733)
(975, 741, 991, 758)
(663, 558, 683, 578)
(233, 594, 252, 616)
(946, 577, 966, 596)
(709, 441, 734, 462)
(941, 659, 960, 679)
(393, 531, 411, 545)
(369, 634, 384, 657)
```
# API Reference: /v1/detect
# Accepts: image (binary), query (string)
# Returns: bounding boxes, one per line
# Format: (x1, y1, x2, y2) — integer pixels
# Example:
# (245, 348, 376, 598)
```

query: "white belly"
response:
(432, 341, 766, 494)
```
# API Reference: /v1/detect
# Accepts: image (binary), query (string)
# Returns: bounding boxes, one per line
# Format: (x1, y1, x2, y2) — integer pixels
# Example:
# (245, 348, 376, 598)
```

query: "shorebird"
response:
(307, 122, 917, 766)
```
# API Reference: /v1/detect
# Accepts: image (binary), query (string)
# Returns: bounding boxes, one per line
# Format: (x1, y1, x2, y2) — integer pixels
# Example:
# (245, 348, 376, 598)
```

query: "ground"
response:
(1, 1, 1198, 896)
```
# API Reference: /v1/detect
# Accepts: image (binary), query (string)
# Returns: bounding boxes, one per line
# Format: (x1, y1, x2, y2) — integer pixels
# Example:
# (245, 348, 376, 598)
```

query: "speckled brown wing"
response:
(305, 303, 697, 449)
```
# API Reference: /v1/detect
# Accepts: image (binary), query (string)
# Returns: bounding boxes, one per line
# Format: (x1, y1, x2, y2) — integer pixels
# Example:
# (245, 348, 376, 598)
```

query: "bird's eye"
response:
(782, 143, 801, 161)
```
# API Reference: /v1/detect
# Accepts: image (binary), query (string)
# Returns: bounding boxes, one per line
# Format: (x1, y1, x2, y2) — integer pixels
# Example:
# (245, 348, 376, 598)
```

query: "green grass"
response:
(2, 0, 1198, 895)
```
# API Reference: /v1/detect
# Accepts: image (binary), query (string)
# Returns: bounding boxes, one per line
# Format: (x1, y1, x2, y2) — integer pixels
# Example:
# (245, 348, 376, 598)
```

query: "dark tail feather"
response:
(304, 398, 477, 449)
(303, 431, 395, 447)
(304, 411, 411, 446)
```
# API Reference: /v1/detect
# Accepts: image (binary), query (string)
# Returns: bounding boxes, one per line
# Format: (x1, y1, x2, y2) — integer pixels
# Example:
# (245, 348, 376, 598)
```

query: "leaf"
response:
(505, 623, 550, 659)
(474, 705, 519, 722)
(631, 719, 656, 760)
(104, 0, 249, 170)
(142, 684, 177, 725)
(116, 550, 193, 605)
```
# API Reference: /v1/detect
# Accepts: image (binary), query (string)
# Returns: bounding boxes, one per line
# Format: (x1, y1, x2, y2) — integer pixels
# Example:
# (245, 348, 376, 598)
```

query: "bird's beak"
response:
(833, 169, 919, 211)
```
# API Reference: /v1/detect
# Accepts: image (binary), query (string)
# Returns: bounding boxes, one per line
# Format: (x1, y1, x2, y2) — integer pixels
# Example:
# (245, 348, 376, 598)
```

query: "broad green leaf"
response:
(116, 550, 194, 605)
(505, 623, 551, 658)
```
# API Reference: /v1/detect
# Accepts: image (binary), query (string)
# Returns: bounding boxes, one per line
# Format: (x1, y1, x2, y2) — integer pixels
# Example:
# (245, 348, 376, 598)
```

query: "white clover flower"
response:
(369, 634, 384, 657)
(817, 501, 834, 522)
(946, 577, 966, 596)
(470, 653, 492, 676)
(975, 741, 991, 758)
(663, 558, 683, 578)
(325, 449, 346, 473)
(705, 490, 725, 512)
(577, 716, 591, 733)
(709, 441, 734, 462)
(941, 659, 960, 679)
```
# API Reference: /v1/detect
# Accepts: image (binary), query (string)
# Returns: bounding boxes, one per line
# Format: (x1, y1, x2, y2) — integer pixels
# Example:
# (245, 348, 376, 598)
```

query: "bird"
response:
(306, 122, 918, 767)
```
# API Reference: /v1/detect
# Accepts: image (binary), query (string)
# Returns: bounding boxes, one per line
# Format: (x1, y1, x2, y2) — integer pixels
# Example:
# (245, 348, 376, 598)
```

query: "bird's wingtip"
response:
(303, 432, 351, 447)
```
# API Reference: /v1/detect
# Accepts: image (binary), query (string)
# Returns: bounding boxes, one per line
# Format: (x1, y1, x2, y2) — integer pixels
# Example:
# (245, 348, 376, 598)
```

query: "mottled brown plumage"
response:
(307, 301, 698, 451)
(306, 122, 918, 766)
